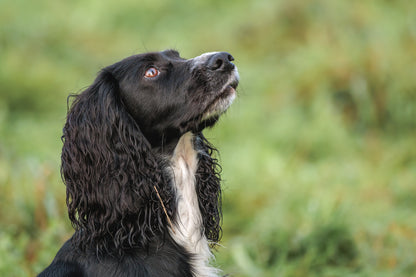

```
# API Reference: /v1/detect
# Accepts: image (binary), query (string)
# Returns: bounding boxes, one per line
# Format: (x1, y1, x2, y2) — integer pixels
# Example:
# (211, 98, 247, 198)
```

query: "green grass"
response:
(1, 0, 416, 276)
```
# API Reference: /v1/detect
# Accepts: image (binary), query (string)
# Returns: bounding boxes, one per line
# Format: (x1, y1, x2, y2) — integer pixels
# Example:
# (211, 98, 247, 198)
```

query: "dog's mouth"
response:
(201, 73, 239, 121)
(227, 79, 239, 93)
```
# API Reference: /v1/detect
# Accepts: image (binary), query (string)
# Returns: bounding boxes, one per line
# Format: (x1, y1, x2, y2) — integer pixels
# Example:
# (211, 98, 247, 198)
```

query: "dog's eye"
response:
(144, 67, 160, 78)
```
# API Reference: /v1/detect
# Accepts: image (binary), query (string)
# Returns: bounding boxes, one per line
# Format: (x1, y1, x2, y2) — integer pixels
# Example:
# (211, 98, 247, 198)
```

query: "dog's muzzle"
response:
(192, 52, 239, 120)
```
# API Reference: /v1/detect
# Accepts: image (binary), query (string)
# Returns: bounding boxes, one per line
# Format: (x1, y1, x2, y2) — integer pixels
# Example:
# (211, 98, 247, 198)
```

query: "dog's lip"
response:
(228, 79, 239, 90)
(223, 79, 238, 96)
(222, 80, 238, 97)
(221, 74, 239, 98)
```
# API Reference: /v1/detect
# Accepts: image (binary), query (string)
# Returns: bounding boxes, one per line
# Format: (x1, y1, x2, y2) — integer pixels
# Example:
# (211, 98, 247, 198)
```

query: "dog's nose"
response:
(207, 52, 235, 71)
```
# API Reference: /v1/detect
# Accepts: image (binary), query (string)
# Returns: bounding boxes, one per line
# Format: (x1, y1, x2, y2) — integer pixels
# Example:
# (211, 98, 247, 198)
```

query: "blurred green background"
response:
(1, 0, 416, 276)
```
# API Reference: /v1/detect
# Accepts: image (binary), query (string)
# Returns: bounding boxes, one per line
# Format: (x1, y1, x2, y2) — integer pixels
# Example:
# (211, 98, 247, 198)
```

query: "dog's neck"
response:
(151, 137, 180, 155)
(169, 132, 220, 277)
(147, 116, 220, 155)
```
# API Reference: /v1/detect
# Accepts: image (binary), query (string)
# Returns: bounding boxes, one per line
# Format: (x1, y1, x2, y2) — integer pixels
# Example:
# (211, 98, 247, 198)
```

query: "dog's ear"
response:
(61, 70, 174, 254)
(195, 133, 223, 245)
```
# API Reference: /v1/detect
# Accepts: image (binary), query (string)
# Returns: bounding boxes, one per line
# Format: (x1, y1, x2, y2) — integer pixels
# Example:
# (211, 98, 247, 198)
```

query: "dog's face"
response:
(108, 50, 239, 147)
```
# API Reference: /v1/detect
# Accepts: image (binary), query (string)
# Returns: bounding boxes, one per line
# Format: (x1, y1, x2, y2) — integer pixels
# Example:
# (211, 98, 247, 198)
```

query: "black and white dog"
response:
(38, 50, 239, 277)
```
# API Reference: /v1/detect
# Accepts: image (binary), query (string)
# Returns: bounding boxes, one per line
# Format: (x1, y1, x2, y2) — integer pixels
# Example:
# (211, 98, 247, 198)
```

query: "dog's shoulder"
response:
(38, 239, 85, 277)
(38, 236, 193, 277)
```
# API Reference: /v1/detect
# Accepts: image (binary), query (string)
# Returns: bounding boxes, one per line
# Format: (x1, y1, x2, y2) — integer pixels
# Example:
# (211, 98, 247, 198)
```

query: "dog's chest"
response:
(171, 133, 202, 243)
(170, 133, 218, 277)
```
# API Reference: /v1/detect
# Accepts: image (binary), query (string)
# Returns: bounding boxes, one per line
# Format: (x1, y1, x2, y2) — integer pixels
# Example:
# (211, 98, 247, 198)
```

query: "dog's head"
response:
(107, 49, 239, 148)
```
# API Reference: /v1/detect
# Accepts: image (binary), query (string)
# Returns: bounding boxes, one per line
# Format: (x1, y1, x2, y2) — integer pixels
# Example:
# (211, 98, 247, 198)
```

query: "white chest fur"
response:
(170, 132, 220, 277)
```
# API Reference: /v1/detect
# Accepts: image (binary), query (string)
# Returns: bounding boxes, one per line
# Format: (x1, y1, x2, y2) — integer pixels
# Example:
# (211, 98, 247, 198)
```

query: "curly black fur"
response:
(195, 133, 223, 244)
(39, 50, 238, 277)
(62, 70, 175, 255)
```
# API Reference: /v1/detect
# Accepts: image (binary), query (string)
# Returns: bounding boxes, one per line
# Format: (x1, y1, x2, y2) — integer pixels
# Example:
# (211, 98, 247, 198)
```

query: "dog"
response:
(38, 50, 239, 277)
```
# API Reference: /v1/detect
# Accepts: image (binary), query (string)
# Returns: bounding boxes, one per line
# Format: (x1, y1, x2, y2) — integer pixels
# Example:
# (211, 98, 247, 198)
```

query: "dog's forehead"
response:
(131, 50, 185, 64)
(161, 49, 182, 59)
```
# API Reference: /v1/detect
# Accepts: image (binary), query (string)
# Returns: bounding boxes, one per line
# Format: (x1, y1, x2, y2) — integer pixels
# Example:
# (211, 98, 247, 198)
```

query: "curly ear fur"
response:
(195, 133, 223, 244)
(61, 70, 175, 255)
